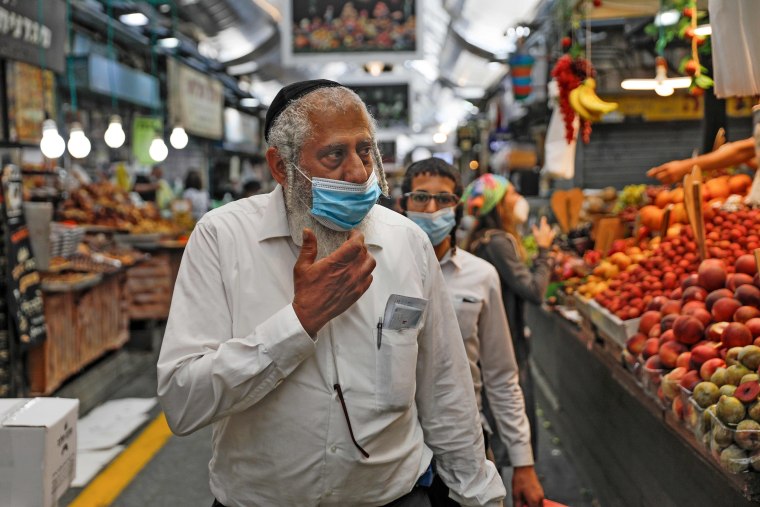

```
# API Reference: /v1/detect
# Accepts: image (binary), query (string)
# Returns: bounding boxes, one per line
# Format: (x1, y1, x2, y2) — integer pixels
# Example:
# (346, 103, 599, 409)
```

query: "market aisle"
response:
(61, 346, 598, 507)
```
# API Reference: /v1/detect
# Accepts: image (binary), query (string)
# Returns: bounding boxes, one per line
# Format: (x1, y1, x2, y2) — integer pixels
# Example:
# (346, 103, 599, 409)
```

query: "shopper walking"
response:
(157, 80, 505, 507)
(182, 169, 210, 220)
(463, 174, 555, 459)
(402, 158, 544, 507)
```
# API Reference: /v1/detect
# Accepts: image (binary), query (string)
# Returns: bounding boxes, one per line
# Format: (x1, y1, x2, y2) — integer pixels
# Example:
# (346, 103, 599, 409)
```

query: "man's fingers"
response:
(295, 228, 318, 269)
(329, 231, 367, 263)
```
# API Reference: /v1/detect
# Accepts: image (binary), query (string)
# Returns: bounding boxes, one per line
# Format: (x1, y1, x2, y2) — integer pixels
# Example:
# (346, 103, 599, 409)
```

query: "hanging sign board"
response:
(0, 0, 66, 74)
(131, 116, 163, 167)
(223, 108, 260, 154)
(168, 59, 224, 140)
(6, 61, 56, 143)
(1, 165, 46, 350)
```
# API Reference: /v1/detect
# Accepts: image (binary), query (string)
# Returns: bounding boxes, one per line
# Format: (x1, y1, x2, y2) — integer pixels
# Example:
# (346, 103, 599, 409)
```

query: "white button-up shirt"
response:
(157, 186, 505, 507)
(440, 249, 534, 467)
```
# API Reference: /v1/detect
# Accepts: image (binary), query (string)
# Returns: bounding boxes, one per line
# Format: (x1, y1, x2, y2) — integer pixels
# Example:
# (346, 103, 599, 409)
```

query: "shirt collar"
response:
(258, 185, 382, 248)
(439, 247, 462, 269)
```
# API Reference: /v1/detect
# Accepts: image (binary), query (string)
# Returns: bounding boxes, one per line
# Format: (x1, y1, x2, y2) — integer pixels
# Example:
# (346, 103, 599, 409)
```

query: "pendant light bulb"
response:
(40, 119, 66, 159)
(104, 115, 126, 148)
(170, 126, 188, 149)
(67, 122, 92, 159)
(149, 135, 169, 162)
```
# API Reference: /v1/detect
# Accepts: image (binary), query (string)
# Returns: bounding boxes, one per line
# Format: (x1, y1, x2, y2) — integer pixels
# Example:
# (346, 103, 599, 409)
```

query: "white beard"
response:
(285, 177, 372, 260)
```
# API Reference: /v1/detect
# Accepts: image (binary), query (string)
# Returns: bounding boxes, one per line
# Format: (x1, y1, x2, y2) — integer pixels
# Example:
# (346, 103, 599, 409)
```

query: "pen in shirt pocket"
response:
(376, 317, 383, 349)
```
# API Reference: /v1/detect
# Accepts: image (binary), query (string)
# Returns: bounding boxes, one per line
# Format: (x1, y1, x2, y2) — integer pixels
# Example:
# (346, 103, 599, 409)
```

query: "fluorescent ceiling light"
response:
(621, 77, 691, 90)
(158, 37, 180, 49)
(654, 9, 680, 27)
(240, 97, 260, 108)
(119, 12, 149, 27)
(694, 25, 712, 36)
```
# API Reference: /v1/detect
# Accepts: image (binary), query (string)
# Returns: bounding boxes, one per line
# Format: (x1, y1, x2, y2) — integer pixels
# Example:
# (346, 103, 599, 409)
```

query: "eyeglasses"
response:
(404, 192, 460, 207)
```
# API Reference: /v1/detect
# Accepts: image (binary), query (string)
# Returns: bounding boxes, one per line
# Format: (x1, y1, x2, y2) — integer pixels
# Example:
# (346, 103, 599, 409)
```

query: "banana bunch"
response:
(568, 78, 618, 121)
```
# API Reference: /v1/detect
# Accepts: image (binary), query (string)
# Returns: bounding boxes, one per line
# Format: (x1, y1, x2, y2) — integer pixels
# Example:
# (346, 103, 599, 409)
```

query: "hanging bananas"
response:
(569, 78, 619, 121)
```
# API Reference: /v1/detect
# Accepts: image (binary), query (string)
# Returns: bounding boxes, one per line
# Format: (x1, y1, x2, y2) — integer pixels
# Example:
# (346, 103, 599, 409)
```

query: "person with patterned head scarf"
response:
(463, 174, 555, 465)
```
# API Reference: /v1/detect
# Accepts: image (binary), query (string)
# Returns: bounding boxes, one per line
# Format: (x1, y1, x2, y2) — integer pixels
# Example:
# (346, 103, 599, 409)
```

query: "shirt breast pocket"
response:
(453, 295, 482, 341)
(376, 327, 418, 412)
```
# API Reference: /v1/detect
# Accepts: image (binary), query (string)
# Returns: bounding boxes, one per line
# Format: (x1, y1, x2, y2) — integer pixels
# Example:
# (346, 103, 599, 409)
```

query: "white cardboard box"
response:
(0, 398, 79, 507)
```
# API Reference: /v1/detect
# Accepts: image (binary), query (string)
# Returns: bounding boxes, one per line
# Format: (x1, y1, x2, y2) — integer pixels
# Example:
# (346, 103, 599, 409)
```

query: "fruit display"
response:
(550, 54, 595, 143)
(60, 181, 177, 235)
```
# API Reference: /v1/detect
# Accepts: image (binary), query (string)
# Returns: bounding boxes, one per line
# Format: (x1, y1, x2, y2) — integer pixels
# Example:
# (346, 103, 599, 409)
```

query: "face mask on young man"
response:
(294, 166, 381, 231)
(406, 207, 457, 246)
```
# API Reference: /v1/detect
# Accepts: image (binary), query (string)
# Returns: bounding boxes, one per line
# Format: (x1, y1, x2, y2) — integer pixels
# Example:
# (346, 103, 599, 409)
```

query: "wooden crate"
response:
(28, 272, 129, 395)
(126, 252, 172, 320)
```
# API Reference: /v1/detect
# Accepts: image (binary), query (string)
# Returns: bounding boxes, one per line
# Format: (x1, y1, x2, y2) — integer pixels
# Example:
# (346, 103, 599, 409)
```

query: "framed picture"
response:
(281, 0, 423, 64)
(6, 62, 56, 144)
(348, 82, 410, 130)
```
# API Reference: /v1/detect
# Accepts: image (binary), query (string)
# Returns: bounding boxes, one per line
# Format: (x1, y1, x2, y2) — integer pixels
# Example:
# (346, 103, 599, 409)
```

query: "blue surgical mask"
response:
(295, 166, 381, 231)
(406, 208, 456, 246)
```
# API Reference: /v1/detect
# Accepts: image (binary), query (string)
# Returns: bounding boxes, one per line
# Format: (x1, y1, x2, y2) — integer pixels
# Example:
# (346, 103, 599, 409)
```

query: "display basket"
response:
(682, 393, 709, 442)
(707, 410, 760, 474)
(586, 299, 641, 348)
(49, 222, 84, 259)
(641, 362, 668, 409)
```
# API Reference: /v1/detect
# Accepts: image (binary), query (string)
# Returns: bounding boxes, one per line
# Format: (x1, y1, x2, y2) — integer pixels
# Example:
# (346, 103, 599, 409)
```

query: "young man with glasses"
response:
(402, 158, 544, 507)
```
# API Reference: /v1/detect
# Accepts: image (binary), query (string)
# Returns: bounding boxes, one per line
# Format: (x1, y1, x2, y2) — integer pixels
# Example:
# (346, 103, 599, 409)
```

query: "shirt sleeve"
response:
(486, 235, 551, 305)
(414, 242, 506, 507)
(156, 221, 316, 436)
(478, 270, 534, 467)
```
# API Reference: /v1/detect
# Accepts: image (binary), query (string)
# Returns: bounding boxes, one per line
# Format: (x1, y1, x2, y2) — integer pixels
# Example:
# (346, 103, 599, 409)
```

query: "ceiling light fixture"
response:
(119, 12, 149, 27)
(104, 115, 126, 149)
(433, 132, 447, 144)
(158, 37, 180, 49)
(694, 25, 712, 37)
(170, 126, 188, 150)
(240, 97, 260, 108)
(67, 122, 92, 159)
(40, 119, 66, 159)
(621, 57, 690, 95)
(149, 135, 169, 162)
(364, 61, 387, 77)
(654, 9, 680, 27)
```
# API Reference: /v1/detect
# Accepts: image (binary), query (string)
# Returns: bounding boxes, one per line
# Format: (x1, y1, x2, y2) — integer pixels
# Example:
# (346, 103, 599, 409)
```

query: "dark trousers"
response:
(212, 487, 431, 507)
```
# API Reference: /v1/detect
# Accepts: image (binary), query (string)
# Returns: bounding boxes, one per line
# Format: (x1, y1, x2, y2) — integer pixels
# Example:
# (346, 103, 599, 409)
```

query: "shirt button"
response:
(330, 445, 337, 453)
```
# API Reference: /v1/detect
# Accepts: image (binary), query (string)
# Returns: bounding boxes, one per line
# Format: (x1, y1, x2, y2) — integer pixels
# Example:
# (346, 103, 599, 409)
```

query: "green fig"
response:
(711, 367, 729, 387)
(727, 365, 751, 386)
(717, 395, 746, 425)
(720, 385, 737, 397)
(726, 347, 743, 366)
(749, 401, 760, 422)
(713, 420, 735, 447)
(735, 420, 760, 450)
(741, 374, 760, 385)
(720, 444, 749, 474)
(694, 382, 721, 408)
(739, 345, 760, 371)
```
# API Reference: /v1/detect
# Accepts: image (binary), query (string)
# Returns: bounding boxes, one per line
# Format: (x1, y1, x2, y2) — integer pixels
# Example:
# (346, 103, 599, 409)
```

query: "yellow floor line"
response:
(69, 412, 174, 507)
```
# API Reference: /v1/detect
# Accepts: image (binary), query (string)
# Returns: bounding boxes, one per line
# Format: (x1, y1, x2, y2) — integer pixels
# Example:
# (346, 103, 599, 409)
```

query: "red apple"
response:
(712, 298, 743, 322)
(683, 286, 708, 303)
(683, 306, 712, 327)
(680, 369, 702, 391)
(735, 285, 760, 307)
(673, 315, 705, 345)
(682, 273, 700, 290)
(661, 300, 682, 316)
(642, 337, 660, 359)
(706, 288, 734, 311)
(707, 321, 730, 341)
(676, 351, 692, 369)
(698, 259, 727, 292)
(722, 322, 753, 348)
(746, 318, 760, 338)
(728, 273, 755, 291)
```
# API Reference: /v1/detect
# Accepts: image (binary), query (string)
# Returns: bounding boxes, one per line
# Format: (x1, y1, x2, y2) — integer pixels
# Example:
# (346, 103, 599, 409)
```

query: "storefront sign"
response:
(6, 61, 56, 143)
(132, 116, 163, 167)
(224, 108, 260, 153)
(0, 0, 66, 74)
(168, 59, 224, 140)
(601, 94, 760, 122)
(1, 165, 46, 349)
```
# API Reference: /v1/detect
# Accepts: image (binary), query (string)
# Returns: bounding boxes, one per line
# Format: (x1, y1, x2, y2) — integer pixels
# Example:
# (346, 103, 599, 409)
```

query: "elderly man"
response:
(157, 80, 505, 507)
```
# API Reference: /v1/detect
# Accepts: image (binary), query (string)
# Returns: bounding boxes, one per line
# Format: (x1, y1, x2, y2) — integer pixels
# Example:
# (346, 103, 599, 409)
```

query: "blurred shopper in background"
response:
(402, 158, 544, 507)
(464, 174, 555, 460)
(241, 179, 262, 198)
(182, 169, 210, 220)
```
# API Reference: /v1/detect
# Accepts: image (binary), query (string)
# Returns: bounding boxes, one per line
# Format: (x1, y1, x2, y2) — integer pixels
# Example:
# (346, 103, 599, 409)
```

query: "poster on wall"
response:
(131, 116, 163, 167)
(224, 108, 260, 154)
(281, 0, 422, 64)
(167, 59, 224, 140)
(1, 165, 46, 350)
(349, 83, 410, 130)
(6, 61, 56, 144)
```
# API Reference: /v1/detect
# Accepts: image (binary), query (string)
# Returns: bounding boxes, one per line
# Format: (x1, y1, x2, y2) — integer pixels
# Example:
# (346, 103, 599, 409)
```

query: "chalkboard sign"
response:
(1, 165, 46, 349)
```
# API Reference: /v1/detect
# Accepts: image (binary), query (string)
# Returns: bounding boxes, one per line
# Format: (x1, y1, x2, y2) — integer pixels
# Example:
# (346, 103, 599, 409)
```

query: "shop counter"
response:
(527, 303, 760, 506)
